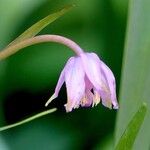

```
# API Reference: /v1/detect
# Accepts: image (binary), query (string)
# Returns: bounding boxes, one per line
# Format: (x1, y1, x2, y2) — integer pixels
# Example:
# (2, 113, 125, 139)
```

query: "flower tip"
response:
(64, 104, 72, 112)
(113, 104, 119, 109)
(102, 100, 112, 109)
(45, 93, 57, 107)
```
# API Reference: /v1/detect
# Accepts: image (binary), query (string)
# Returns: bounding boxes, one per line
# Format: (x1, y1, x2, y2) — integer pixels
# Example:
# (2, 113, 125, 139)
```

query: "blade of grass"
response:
(115, 0, 150, 149)
(115, 103, 147, 150)
(8, 4, 74, 46)
(0, 108, 57, 131)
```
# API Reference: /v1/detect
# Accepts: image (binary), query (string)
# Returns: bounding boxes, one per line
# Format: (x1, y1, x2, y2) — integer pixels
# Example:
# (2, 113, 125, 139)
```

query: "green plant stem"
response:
(0, 35, 84, 60)
(0, 108, 57, 131)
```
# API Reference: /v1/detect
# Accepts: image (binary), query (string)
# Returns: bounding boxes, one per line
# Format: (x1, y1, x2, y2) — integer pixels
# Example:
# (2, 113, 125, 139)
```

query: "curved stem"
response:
(0, 35, 84, 60)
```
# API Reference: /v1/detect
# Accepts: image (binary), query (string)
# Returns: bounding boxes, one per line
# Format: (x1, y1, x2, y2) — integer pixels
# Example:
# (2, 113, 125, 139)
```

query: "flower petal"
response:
(45, 93, 57, 107)
(84, 75, 93, 90)
(102, 98, 112, 109)
(45, 69, 65, 106)
(45, 58, 72, 107)
(81, 52, 108, 92)
(101, 61, 119, 109)
(65, 57, 85, 112)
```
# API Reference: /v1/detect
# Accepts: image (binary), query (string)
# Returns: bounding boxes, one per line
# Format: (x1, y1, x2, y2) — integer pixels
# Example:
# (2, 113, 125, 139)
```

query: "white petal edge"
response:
(45, 93, 57, 107)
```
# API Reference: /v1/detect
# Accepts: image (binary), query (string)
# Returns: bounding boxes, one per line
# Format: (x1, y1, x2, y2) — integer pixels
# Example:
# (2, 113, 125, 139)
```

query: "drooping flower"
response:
(0, 31, 118, 112)
(45, 52, 119, 112)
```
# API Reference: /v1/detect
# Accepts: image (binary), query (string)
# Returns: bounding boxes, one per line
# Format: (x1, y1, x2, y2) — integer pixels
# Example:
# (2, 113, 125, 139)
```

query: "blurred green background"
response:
(0, 0, 128, 149)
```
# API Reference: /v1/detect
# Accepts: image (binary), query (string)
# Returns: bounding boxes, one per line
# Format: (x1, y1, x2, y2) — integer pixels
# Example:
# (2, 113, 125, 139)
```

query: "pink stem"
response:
(0, 35, 84, 60)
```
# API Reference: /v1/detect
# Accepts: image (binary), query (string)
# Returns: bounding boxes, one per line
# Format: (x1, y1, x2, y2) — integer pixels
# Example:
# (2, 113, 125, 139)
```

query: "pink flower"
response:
(45, 52, 119, 112)
(0, 32, 118, 112)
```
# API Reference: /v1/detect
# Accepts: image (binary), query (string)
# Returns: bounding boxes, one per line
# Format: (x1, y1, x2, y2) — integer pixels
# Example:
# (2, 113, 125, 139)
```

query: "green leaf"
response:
(9, 4, 74, 46)
(115, 103, 147, 150)
(115, 0, 150, 149)
(0, 108, 56, 131)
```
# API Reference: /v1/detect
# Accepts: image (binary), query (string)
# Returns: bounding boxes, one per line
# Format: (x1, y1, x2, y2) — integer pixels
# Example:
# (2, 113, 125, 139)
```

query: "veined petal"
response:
(45, 57, 72, 107)
(84, 75, 93, 90)
(65, 57, 85, 112)
(101, 61, 119, 109)
(81, 52, 108, 92)
(45, 67, 65, 107)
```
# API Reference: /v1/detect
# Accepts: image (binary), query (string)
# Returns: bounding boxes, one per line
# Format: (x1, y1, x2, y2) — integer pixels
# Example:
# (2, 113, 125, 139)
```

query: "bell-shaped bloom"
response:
(45, 52, 119, 112)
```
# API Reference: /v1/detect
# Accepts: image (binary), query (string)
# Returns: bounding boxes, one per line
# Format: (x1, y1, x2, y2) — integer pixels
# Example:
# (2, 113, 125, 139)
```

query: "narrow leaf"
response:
(9, 4, 74, 46)
(115, 103, 147, 150)
(115, 0, 150, 149)
(0, 108, 57, 131)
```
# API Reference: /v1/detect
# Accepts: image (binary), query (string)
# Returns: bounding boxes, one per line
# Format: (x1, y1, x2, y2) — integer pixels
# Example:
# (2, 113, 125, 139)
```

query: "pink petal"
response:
(81, 52, 108, 92)
(84, 75, 93, 90)
(45, 68, 65, 107)
(101, 61, 119, 109)
(65, 57, 85, 112)
(45, 58, 72, 107)
(54, 69, 65, 96)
